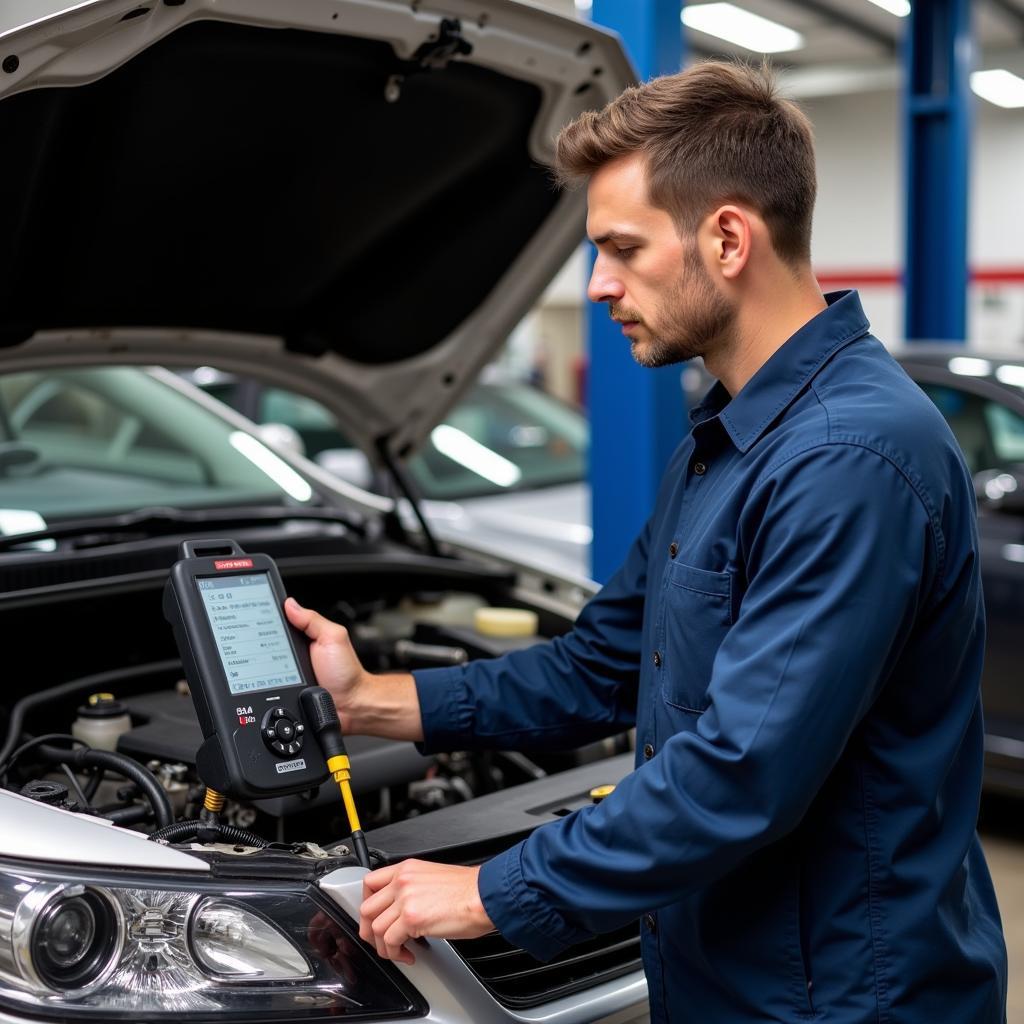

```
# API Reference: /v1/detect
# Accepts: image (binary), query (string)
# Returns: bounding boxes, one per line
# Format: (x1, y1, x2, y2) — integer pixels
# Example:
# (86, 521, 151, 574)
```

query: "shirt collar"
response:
(689, 290, 871, 453)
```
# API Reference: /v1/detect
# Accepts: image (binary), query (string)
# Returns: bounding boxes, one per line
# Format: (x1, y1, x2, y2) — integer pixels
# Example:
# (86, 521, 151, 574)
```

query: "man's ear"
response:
(709, 205, 752, 280)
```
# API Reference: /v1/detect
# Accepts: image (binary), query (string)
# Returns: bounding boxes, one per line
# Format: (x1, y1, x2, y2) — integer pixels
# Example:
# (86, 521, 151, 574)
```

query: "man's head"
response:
(555, 61, 817, 368)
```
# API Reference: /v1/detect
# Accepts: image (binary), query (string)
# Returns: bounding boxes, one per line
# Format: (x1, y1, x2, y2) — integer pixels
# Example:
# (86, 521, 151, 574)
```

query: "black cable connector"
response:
(300, 687, 371, 869)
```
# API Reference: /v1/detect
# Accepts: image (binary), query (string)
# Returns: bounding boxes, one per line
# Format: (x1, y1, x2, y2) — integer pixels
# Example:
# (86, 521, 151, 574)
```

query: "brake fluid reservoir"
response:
(71, 693, 132, 751)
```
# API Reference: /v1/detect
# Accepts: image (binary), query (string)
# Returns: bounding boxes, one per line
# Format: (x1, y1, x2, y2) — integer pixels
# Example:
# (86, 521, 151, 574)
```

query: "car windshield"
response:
(408, 382, 587, 500)
(0, 367, 314, 523)
(253, 379, 588, 502)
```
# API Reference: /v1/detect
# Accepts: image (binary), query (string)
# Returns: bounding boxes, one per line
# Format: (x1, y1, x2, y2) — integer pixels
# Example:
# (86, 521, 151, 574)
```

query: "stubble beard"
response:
(617, 245, 737, 369)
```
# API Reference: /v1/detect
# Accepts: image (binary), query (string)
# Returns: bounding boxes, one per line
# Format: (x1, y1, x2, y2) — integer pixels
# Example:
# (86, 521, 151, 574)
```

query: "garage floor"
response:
(979, 796, 1024, 1021)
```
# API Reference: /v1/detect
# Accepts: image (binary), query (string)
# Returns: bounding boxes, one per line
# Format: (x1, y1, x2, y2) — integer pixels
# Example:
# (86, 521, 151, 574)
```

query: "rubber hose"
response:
(0, 659, 181, 766)
(37, 744, 174, 829)
(147, 820, 269, 847)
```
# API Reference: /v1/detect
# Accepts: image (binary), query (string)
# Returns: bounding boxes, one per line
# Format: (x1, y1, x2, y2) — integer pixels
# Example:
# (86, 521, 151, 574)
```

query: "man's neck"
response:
(705, 274, 827, 397)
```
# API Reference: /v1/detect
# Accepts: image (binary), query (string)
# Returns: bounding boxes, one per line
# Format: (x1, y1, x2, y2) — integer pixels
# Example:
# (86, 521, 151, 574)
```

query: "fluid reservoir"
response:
(71, 693, 132, 751)
(473, 607, 539, 638)
(401, 593, 486, 628)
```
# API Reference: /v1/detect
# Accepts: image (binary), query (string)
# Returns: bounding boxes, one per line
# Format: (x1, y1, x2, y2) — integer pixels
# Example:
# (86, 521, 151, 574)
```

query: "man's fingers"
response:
(387, 943, 416, 965)
(368, 903, 402, 959)
(363, 865, 398, 895)
(358, 882, 396, 944)
(361, 887, 398, 928)
(283, 597, 313, 630)
(283, 598, 348, 644)
(382, 918, 416, 964)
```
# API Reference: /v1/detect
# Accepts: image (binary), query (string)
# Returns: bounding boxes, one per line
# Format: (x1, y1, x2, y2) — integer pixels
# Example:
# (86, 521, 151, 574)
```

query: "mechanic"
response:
(285, 61, 1007, 1022)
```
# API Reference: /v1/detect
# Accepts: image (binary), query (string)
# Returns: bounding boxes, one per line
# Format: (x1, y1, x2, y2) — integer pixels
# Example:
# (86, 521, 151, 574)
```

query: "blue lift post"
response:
(587, 0, 687, 582)
(903, 0, 973, 343)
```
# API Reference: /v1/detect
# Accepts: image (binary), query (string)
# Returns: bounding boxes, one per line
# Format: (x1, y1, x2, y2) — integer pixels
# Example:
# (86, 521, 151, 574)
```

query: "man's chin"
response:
(630, 338, 693, 369)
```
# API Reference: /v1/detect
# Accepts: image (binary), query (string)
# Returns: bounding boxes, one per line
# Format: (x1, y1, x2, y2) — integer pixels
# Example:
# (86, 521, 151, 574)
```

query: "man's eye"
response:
(616, 247, 637, 259)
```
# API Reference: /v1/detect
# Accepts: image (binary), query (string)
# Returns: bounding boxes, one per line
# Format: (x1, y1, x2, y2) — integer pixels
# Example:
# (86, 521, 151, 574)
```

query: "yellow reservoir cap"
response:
(590, 785, 616, 803)
(473, 607, 539, 638)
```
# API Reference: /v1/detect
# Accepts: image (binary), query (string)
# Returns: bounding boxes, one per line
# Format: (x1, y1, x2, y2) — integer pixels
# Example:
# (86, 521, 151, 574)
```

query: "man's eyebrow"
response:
(589, 230, 642, 245)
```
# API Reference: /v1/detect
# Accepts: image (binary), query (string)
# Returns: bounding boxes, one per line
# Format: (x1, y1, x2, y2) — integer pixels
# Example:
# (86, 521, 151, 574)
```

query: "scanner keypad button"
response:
(261, 707, 303, 758)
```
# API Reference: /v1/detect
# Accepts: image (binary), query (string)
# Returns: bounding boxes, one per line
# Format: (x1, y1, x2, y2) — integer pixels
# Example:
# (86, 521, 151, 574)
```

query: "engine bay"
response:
(0, 539, 626, 861)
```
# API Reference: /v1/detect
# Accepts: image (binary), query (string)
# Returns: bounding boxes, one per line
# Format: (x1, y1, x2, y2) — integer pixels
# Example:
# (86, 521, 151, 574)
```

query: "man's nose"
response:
(587, 258, 625, 305)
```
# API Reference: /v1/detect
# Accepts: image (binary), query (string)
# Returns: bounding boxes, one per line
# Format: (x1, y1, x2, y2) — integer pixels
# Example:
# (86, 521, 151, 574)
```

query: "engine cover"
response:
(117, 688, 433, 817)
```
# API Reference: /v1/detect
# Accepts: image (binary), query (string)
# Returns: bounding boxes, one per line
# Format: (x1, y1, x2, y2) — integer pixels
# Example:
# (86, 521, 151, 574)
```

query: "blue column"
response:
(587, 0, 686, 582)
(903, 0, 973, 343)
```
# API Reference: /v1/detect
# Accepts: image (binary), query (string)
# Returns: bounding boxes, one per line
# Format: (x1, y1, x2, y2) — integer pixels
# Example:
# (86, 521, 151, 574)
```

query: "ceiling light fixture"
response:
(996, 365, 1024, 388)
(681, 3, 804, 53)
(862, 0, 911, 16)
(971, 69, 1024, 109)
(948, 357, 992, 378)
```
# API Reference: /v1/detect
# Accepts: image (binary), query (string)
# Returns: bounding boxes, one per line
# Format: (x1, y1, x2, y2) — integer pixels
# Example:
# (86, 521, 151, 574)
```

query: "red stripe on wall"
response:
(814, 268, 1024, 287)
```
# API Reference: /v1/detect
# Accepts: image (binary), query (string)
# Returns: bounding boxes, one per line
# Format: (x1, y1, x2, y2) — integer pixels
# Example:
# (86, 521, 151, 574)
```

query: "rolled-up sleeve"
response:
(477, 442, 941, 959)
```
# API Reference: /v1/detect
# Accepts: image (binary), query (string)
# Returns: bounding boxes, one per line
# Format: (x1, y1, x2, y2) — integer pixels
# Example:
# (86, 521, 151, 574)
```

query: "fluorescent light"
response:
(971, 69, 1024, 109)
(996, 365, 1024, 388)
(863, 0, 910, 16)
(1004, 544, 1024, 564)
(574, 0, 593, 10)
(431, 425, 522, 488)
(229, 431, 313, 501)
(948, 357, 992, 377)
(681, 3, 803, 53)
(0, 509, 56, 552)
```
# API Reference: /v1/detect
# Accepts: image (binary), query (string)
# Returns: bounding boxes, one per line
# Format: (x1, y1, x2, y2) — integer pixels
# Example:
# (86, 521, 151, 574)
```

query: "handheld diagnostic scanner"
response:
(162, 539, 329, 800)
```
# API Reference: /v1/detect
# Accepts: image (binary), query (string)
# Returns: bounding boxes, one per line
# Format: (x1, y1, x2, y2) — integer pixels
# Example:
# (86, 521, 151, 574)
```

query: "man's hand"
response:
(284, 598, 368, 731)
(359, 860, 495, 964)
(284, 598, 425, 742)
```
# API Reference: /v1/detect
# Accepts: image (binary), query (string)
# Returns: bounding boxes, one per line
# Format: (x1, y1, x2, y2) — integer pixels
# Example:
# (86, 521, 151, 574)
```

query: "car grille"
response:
(449, 921, 642, 1009)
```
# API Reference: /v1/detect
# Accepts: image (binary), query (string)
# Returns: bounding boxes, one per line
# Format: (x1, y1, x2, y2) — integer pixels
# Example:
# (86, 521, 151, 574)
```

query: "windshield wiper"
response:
(0, 505, 367, 553)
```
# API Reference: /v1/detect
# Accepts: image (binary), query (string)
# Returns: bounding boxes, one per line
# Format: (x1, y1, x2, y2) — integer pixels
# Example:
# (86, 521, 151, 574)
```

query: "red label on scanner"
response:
(214, 558, 254, 570)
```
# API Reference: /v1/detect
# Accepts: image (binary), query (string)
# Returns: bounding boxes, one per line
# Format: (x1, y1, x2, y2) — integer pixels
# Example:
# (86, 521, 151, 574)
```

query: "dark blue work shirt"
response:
(413, 291, 1007, 1023)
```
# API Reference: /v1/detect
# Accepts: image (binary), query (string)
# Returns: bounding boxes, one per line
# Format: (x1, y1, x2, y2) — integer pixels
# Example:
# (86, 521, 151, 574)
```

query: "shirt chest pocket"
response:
(660, 562, 735, 714)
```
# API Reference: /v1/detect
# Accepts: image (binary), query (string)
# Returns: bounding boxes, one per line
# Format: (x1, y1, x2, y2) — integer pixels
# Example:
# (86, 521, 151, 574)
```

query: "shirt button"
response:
(669, 542, 679, 558)
(693, 461, 707, 475)
(643, 743, 655, 761)
(652, 650, 662, 668)
(644, 913, 657, 933)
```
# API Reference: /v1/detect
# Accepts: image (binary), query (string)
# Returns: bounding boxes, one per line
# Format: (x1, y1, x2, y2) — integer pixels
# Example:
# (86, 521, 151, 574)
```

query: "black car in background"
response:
(897, 351, 1024, 794)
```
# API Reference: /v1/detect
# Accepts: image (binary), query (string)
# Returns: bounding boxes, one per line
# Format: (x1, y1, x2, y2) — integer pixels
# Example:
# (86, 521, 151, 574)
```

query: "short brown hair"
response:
(555, 61, 817, 266)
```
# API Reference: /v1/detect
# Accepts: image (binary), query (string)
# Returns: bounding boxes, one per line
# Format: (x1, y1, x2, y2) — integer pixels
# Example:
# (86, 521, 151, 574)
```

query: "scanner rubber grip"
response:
(300, 686, 341, 735)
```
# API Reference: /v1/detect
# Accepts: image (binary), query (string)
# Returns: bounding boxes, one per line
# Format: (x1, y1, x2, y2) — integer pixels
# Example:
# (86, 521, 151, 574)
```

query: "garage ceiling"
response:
(532, 0, 1024, 93)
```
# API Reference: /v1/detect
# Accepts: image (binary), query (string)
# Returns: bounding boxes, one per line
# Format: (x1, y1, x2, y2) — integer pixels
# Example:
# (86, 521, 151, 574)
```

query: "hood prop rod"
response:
(375, 437, 441, 558)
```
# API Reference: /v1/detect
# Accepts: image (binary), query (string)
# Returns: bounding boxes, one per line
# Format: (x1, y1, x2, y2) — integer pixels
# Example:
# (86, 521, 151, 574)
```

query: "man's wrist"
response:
(334, 670, 373, 734)
(470, 865, 495, 931)
(341, 670, 423, 742)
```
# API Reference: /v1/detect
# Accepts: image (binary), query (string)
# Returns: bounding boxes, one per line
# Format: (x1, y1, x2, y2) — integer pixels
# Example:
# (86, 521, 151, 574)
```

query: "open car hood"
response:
(0, 0, 632, 459)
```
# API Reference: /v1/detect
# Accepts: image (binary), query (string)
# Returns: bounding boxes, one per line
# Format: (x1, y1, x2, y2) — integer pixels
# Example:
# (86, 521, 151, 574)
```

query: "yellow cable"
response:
(327, 755, 362, 832)
(339, 780, 362, 833)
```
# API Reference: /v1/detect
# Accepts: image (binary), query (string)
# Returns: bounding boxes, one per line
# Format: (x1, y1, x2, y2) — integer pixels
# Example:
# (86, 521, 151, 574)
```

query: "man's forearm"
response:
(344, 672, 424, 743)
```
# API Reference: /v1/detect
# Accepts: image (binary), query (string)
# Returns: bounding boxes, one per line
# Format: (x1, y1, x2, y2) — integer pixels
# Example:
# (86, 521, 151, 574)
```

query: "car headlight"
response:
(0, 864, 424, 1020)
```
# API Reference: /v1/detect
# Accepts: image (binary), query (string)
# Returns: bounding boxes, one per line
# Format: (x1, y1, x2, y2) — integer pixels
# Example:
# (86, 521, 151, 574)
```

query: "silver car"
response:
(0, 3, 646, 1023)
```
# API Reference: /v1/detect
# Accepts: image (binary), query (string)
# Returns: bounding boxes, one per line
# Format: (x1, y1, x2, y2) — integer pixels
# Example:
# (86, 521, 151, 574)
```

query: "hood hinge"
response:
(385, 18, 473, 103)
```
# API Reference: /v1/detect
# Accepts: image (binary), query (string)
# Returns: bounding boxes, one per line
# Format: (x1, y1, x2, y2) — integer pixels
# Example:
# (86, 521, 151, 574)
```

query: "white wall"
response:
(800, 88, 1024, 351)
